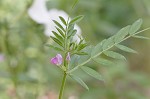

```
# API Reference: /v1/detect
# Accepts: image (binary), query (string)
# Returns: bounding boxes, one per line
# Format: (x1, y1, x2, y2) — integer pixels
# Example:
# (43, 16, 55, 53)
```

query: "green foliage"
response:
(70, 74, 89, 90)
(69, 15, 84, 25)
(81, 66, 103, 81)
(1, 0, 150, 99)
(50, 36, 63, 47)
(68, 18, 149, 76)
(59, 16, 67, 25)
(45, 44, 63, 52)
(129, 19, 143, 35)
(64, 18, 150, 91)
(53, 20, 65, 32)
(133, 35, 150, 40)
(115, 44, 137, 53)
(114, 25, 130, 43)
(104, 51, 126, 60)
(94, 58, 115, 66)
(56, 27, 65, 37)
(91, 39, 105, 57)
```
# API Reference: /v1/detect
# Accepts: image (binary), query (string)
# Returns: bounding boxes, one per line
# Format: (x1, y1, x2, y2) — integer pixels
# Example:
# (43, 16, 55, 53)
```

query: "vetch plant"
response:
(47, 15, 150, 98)
(46, 2, 150, 99)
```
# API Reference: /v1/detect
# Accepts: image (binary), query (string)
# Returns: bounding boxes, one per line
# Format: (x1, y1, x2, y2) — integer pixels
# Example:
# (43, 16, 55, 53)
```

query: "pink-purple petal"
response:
(51, 57, 58, 65)
(50, 54, 63, 66)
(56, 54, 62, 65)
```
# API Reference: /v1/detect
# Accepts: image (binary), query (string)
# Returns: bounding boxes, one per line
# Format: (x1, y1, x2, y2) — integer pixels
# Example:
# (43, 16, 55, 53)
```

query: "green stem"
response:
(59, 72, 67, 99)
(59, 15, 70, 99)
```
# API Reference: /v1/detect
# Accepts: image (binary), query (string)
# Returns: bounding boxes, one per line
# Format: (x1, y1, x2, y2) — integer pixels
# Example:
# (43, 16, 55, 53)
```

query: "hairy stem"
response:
(59, 17, 70, 99)
(59, 72, 67, 99)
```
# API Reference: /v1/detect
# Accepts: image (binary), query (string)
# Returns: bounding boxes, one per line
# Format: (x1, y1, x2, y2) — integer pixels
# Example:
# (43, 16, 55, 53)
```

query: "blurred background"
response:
(0, 0, 150, 99)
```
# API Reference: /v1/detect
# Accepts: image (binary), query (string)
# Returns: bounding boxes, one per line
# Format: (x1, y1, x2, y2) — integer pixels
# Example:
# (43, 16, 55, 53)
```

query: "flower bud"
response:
(66, 52, 71, 61)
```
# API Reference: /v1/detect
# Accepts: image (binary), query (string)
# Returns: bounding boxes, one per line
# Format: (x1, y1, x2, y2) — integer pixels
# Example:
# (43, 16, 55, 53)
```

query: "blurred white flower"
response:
(28, 0, 81, 42)
(28, 0, 49, 24)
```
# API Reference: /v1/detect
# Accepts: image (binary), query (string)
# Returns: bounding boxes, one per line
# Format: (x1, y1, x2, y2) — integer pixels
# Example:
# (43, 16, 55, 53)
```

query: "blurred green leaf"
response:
(50, 36, 63, 47)
(104, 51, 126, 60)
(132, 35, 150, 40)
(114, 25, 130, 43)
(102, 37, 114, 50)
(70, 74, 89, 90)
(59, 16, 67, 25)
(56, 27, 65, 38)
(81, 66, 103, 81)
(68, 29, 77, 38)
(69, 15, 84, 24)
(77, 46, 93, 65)
(72, 0, 79, 9)
(115, 44, 137, 53)
(77, 43, 87, 51)
(45, 44, 63, 51)
(91, 39, 106, 57)
(129, 19, 143, 35)
(53, 20, 65, 32)
(93, 58, 115, 66)
(75, 52, 88, 55)
(52, 31, 63, 42)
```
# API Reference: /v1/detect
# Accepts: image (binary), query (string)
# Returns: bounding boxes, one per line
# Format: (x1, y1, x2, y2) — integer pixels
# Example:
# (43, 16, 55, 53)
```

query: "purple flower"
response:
(66, 52, 71, 61)
(50, 54, 62, 66)
(0, 54, 4, 62)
